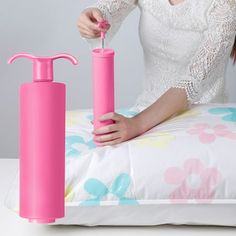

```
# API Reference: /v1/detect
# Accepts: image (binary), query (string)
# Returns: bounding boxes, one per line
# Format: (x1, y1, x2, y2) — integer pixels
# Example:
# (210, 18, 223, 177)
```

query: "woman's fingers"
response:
(79, 27, 101, 38)
(77, 8, 107, 39)
(82, 15, 101, 32)
(78, 20, 100, 37)
(93, 123, 118, 135)
(98, 138, 121, 146)
(94, 131, 122, 143)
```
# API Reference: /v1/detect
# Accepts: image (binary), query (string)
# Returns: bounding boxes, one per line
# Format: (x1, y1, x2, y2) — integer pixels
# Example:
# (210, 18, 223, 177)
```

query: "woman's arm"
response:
(93, 87, 188, 145)
(171, 0, 236, 105)
(132, 87, 188, 134)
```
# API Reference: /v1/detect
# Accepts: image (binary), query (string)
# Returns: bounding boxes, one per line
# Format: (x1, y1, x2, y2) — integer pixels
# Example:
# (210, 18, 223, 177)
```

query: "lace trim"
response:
(172, 0, 236, 106)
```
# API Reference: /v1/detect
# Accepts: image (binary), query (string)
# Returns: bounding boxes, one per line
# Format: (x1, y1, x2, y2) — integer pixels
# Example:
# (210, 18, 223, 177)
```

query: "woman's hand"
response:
(92, 112, 141, 146)
(77, 7, 110, 39)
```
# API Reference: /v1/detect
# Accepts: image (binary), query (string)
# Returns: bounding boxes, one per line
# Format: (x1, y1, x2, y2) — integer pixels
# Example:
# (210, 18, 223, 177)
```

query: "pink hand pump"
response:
(8, 53, 78, 224)
(93, 20, 115, 145)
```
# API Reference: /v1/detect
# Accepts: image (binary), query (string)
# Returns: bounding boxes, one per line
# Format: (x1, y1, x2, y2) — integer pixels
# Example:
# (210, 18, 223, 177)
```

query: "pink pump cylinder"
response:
(8, 53, 78, 224)
(92, 48, 115, 145)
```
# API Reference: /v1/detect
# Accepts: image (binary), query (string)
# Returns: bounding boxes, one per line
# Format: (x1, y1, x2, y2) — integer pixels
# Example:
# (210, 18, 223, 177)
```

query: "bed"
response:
(4, 103, 236, 226)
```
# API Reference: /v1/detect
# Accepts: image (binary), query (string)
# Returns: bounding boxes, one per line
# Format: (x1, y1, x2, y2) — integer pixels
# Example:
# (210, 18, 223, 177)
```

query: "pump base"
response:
(29, 218, 55, 224)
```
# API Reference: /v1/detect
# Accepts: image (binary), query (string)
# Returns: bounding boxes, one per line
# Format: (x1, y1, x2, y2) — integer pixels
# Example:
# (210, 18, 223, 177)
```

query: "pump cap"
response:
(8, 53, 78, 82)
(98, 20, 110, 40)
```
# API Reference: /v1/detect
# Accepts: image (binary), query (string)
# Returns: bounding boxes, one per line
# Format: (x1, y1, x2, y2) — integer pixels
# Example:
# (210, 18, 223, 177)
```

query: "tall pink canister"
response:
(92, 48, 115, 145)
(92, 20, 115, 146)
(8, 53, 78, 224)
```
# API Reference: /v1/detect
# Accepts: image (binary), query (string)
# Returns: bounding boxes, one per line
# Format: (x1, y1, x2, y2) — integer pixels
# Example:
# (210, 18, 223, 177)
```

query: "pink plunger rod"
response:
(92, 47, 115, 146)
(98, 20, 109, 49)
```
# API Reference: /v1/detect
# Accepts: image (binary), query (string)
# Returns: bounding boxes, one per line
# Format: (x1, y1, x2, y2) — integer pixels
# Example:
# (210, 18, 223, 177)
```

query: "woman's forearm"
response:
(132, 87, 189, 134)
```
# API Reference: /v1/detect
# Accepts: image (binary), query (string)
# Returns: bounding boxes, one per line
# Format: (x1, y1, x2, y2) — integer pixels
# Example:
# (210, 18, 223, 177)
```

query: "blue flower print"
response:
(110, 172, 138, 205)
(79, 179, 109, 206)
(116, 108, 138, 118)
(80, 173, 139, 206)
(86, 113, 93, 123)
(208, 107, 236, 122)
(66, 135, 96, 158)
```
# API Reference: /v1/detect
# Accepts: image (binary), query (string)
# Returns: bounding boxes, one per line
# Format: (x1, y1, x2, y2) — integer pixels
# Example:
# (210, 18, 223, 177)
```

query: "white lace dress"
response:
(86, 0, 236, 112)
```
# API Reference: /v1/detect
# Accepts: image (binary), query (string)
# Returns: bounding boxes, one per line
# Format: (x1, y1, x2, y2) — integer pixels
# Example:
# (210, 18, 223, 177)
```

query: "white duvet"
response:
(4, 103, 236, 226)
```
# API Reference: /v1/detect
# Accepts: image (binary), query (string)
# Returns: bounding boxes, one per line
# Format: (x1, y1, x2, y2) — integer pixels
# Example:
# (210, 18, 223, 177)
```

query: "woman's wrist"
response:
(131, 114, 148, 136)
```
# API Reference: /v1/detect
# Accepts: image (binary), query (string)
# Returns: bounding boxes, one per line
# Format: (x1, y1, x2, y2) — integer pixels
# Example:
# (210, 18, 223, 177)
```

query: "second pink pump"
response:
(93, 20, 115, 145)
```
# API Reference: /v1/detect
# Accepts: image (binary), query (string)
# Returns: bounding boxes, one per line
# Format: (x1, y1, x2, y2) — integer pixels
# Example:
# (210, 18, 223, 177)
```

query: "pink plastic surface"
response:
(8, 53, 78, 224)
(20, 82, 65, 223)
(92, 48, 115, 146)
(98, 20, 109, 40)
(8, 53, 78, 82)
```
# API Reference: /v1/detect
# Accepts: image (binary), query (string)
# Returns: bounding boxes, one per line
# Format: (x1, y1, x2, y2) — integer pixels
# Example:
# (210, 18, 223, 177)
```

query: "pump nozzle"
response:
(98, 20, 110, 49)
(8, 53, 78, 82)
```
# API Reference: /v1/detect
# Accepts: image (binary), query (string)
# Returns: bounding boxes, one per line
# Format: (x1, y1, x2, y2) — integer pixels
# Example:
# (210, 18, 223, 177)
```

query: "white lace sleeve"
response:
(172, 0, 236, 107)
(85, 0, 137, 48)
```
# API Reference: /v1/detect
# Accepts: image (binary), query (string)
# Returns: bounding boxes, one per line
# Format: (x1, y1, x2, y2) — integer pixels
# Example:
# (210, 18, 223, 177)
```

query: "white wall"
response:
(0, 0, 235, 158)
